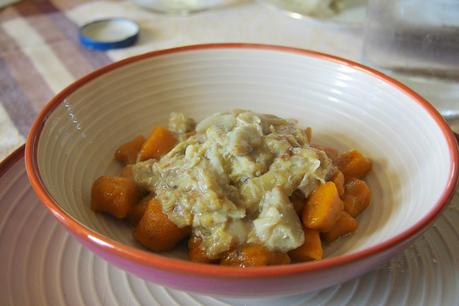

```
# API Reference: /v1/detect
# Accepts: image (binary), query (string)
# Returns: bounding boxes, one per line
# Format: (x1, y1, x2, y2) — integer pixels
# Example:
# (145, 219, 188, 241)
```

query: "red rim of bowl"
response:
(24, 43, 459, 278)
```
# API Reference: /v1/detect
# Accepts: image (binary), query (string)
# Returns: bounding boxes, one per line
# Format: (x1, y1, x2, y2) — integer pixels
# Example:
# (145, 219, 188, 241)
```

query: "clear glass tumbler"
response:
(131, 0, 223, 14)
(362, 0, 459, 118)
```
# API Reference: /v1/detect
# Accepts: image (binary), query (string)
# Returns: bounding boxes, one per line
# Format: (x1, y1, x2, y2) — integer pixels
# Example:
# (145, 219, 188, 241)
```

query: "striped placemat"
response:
(1, 0, 112, 158)
(1, 2, 111, 120)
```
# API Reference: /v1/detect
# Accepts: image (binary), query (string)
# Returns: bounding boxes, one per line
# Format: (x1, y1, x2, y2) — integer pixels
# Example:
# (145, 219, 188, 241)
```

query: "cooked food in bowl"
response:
(91, 109, 372, 266)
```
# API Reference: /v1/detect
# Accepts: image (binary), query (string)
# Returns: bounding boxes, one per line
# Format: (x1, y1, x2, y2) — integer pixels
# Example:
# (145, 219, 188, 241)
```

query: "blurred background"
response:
(0, 0, 458, 159)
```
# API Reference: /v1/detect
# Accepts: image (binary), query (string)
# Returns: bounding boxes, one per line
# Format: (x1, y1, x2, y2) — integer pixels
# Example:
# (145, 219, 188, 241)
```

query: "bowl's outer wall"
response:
(73, 229, 420, 297)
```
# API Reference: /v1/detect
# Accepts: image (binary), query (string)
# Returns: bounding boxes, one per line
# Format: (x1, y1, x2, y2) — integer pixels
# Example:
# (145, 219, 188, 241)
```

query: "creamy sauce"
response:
(133, 110, 332, 256)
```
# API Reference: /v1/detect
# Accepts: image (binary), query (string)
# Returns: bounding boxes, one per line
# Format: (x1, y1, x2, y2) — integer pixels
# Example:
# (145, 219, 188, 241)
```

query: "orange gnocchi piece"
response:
(91, 176, 142, 219)
(114, 135, 145, 165)
(322, 211, 358, 243)
(133, 198, 190, 252)
(303, 182, 344, 232)
(138, 127, 177, 161)
(331, 170, 345, 198)
(343, 178, 372, 217)
(220, 244, 290, 267)
(288, 228, 323, 262)
(336, 150, 372, 179)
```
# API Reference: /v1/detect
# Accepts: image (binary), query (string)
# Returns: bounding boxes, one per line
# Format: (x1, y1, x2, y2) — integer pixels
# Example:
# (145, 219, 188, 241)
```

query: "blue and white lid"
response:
(79, 18, 139, 51)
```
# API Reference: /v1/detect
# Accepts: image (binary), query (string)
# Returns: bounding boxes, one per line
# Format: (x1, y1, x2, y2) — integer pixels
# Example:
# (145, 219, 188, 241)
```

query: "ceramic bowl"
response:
(25, 44, 459, 297)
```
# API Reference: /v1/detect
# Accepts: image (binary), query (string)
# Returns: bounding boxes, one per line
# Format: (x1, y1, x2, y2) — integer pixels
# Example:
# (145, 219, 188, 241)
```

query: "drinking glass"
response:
(362, 0, 459, 119)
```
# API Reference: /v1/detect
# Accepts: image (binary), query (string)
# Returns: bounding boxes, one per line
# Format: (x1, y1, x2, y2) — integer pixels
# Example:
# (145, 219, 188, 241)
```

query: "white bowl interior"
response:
(36, 47, 452, 259)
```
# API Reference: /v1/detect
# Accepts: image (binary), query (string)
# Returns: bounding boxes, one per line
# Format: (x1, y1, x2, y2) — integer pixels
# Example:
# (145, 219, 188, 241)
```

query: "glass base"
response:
(377, 68, 459, 120)
(131, 0, 222, 15)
